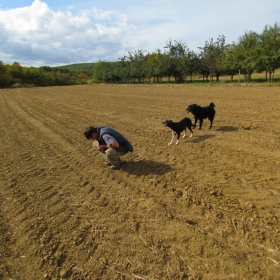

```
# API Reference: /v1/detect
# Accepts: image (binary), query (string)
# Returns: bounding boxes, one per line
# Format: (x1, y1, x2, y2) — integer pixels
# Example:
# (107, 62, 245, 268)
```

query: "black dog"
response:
(186, 102, 215, 130)
(163, 118, 194, 145)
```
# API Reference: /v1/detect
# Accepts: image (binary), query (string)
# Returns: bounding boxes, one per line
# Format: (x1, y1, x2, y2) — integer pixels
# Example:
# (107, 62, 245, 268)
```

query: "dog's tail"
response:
(191, 121, 196, 128)
(209, 102, 215, 108)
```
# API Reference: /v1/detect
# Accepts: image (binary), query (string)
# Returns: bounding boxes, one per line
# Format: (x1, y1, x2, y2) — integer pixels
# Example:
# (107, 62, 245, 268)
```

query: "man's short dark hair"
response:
(84, 126, 97, 139)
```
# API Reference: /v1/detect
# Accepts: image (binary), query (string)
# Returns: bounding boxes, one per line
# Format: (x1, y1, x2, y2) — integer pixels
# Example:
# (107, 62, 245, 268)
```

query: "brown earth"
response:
(0, 84, 279, 280)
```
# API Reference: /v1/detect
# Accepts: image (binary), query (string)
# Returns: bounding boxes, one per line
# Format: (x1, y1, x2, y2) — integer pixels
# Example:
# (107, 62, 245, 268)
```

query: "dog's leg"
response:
(193, 118, 198, 129)
(182, 129, 186, 138)
(175, 133, 180, 145)
(208, 118, 213, 129)
(199, 119, 203, 130)
(168, 131, 175, 145)
(187, 127, 193, 138)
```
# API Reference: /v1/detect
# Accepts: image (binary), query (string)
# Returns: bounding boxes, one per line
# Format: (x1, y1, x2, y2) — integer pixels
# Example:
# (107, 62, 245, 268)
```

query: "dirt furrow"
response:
(1, 86, 279, 279)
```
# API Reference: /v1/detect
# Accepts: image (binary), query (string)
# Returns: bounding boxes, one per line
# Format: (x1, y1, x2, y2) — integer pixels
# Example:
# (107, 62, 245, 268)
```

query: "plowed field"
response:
(0, 84, 279, 280)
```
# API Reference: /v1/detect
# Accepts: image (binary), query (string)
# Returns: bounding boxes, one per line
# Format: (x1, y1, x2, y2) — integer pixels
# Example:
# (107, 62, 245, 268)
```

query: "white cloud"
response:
(0, 0, 137, 66)
(0, 0, 279, 66)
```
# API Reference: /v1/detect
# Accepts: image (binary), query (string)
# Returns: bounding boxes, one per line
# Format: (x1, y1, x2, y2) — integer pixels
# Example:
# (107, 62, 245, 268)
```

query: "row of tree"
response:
(0, 23, 279, 87)
(94, 23, 280, 84)
(0, 62, 92, 87)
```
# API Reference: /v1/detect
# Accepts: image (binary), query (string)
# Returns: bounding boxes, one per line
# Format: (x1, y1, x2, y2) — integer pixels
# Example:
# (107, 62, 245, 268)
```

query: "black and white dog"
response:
(163, 118, 194, 145)
(186, 102, 216, 130)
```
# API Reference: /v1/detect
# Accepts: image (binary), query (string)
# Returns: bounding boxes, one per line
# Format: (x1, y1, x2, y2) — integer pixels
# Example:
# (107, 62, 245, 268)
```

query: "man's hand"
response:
(109, 141, 119, 149)
(97, 141, 119, 150)
(97, 144, 108, 151)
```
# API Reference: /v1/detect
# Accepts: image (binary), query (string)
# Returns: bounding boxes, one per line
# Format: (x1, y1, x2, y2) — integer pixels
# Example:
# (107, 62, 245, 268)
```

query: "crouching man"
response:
(84, 126, 133, 170)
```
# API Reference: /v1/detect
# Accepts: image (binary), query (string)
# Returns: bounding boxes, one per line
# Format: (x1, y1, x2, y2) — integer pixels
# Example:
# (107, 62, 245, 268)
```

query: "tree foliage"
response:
(0, 61, 12, 87)
(198, 35, 226, 81)
(259, 23, 280, 81)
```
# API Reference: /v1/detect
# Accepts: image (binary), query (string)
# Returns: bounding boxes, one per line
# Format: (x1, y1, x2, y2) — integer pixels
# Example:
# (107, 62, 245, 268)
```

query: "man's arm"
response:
(98, 134, 119, 150)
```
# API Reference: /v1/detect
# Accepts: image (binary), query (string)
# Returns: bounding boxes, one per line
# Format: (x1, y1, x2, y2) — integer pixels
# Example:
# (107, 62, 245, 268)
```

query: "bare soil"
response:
(0, 84, 279, 280)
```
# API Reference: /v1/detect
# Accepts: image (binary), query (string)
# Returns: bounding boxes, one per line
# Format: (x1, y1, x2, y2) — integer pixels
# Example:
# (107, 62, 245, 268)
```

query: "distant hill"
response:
(53, 62, 96, 73)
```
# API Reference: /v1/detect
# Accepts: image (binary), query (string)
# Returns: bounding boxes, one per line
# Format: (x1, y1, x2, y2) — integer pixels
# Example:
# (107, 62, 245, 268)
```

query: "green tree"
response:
(145, 50, 166, 83)
(198, 35, 226, 81)
(93, 60, 110, 83)
(23, 67, 50, 86)
(117, 56, 130, 83)
(127, 50, 147, 83)
(221, 44, 239, 82)
(164, 40, 188, 82)
(8, 62, 24, 84)
(235, 31, 261, 82)
(259, 23, 280, 81)
(0, 61, 12, 87)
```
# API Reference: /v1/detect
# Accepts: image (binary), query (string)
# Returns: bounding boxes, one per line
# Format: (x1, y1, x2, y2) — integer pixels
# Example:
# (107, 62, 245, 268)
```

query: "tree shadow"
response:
(191, 134, 216, 143)
(216, 126, 238, 132)
(121, 160, 172, 176)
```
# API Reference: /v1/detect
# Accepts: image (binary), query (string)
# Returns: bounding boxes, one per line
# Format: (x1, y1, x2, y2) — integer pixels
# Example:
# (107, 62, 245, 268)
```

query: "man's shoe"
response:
(110, 161, 122, 170)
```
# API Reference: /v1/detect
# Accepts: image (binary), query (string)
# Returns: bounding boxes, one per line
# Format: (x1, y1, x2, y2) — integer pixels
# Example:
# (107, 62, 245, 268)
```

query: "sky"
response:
(0, 0, 279, 67)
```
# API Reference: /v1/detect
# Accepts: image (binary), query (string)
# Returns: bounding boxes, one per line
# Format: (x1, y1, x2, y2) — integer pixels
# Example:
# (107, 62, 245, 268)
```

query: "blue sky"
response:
(0, 0, 279, 67)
